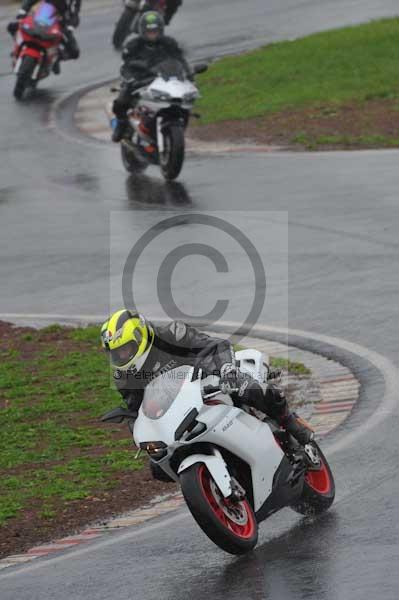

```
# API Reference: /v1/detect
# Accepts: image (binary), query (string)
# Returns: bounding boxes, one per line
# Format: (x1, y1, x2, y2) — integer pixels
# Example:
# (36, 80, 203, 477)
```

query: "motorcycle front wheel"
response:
(290, 442, 335, 515)
(112, 7, 135, 50)
(14, 55, 37, 100)
(180, 463, 258, 555)
(160, 124, 185, 181)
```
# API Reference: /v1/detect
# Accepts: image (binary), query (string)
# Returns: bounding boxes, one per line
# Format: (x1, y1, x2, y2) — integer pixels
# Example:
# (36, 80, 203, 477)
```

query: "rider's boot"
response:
(52, 58, 61, 75)
(112, 118, 129, 143)
(265, 384, 314, 445)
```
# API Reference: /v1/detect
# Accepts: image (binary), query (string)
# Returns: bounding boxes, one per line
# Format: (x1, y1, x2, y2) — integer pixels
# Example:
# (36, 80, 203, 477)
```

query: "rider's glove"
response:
(16, 9, 27, 19)
(219, 363, 240, 395)
(220, 363, 256, 400)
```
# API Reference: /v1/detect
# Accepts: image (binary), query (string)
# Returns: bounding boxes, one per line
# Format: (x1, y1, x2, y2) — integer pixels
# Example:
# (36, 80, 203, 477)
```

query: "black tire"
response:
(121, 142, 147, 174)
(180, 463, 258, 555)
(160, 125, 185, 181)
(150, 461, 175, 483)
(14, 55, 37, 100)
(112, 7, 135, 50)
(291, 442, 335, 515)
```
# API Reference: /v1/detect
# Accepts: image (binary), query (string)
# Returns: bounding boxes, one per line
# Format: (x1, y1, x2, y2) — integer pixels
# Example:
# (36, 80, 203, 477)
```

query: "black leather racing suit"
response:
(113, 36, 192, 121)
(20, 0, 80, 58)
(114, 320, 288, 421)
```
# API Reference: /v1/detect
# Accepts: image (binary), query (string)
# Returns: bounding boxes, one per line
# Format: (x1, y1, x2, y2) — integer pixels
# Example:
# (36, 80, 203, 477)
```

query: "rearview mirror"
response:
(101, 407, 137, 423)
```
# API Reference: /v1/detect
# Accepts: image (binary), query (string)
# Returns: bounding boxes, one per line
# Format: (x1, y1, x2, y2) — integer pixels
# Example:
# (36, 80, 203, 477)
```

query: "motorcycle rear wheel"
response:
(180, 463, 258, 555)
(290, 442, 335, 515)
(112, 7, 135, 50)
(14, 55, 37, 100)
(160, 125, 185, 181)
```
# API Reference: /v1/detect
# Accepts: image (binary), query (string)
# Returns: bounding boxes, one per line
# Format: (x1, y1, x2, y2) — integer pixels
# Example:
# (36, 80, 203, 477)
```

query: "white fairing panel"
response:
(134, 366, 203, 447)
(197, 405, 284, 511)
(148, 76, 198, 98)
(177, 449, 232, 498)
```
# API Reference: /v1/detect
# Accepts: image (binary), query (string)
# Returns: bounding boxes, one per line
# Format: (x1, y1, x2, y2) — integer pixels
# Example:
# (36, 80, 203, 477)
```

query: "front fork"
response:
(156, 117, 164, 153)
(14, 49, 44, 80)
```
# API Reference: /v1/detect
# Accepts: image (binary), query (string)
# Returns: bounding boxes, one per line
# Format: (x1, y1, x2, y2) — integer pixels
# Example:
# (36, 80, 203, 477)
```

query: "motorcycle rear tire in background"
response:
(112, 7, 135, 50)
(290, 442, 335, 515)
(160, 124, 185, 180)
(14, 55, 37, 100)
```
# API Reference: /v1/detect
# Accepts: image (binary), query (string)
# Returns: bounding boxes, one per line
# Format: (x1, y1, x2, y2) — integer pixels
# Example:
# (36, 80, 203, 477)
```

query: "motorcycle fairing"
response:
(177, 448, 232, 498)
(134, 366, 204, 447)
(134, 364, 285, 512)
(196, 405, 285, 511)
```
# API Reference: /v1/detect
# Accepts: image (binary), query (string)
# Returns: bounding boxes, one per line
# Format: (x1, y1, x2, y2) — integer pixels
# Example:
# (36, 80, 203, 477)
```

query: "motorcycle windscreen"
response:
(142, 365, 192, 420)
(156, 59, 186, 82)
(34, 2, 57, 27)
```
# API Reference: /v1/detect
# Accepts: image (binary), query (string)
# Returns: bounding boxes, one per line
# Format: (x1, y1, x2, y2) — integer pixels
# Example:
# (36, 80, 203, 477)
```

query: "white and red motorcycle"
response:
(114, 59, 206, 180)
(103, 347, 335, 555)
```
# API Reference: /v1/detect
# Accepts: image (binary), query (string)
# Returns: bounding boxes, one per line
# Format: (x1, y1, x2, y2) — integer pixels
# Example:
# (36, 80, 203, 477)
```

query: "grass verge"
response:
(0, 322, 146, 528)
(194, 18, 399, 149)
(0, 321, 310, 553)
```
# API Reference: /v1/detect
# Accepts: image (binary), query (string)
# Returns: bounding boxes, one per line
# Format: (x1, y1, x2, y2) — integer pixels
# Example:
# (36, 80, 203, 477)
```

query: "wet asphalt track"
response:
(1, 1, 399, 598)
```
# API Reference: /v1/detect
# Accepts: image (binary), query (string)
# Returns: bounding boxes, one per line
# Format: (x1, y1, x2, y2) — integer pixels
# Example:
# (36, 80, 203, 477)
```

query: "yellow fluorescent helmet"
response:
(101, 309, 153, 371)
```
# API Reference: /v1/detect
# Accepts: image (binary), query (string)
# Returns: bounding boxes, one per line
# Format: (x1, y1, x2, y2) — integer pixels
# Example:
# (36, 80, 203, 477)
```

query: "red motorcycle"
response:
(10, 1, 63, 100)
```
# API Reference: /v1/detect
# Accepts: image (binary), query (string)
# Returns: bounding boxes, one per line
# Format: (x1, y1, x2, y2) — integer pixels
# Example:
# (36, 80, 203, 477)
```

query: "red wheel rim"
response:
(305, 459, 331, 494)
(198, 465, 256, 539)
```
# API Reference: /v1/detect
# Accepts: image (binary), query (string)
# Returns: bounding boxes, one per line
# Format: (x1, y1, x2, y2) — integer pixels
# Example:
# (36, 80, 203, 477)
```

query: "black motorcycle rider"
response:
(101, 310, 314, 446)
(8, 0, 81, 73)
(111, 11, 192, 143)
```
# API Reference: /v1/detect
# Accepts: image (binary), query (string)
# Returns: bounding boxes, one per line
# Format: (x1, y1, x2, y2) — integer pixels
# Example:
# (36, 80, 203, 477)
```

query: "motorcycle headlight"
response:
(151, 89, 172, 101)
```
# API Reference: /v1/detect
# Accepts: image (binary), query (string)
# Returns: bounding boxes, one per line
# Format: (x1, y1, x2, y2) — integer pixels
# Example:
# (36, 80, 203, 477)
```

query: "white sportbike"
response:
(103, 347, 335, 555)
(115, 59, 207, 180)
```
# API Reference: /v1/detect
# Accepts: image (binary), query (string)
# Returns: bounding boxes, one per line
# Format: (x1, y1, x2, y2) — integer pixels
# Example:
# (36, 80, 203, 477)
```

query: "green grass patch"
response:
(196, 18, 399, 123)
(292, 133, 399, 149)
(0, 323, 141, 525)
(0, 325, 309, 526)
(269, 357, 311, 376)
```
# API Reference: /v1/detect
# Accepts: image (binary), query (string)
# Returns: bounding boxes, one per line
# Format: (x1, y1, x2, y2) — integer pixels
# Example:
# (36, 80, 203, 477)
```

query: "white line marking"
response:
(0, 511, 190, 579)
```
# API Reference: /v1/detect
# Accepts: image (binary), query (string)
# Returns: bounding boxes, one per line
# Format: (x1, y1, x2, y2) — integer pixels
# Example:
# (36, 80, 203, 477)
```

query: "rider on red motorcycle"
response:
(8, 0, 80, 73)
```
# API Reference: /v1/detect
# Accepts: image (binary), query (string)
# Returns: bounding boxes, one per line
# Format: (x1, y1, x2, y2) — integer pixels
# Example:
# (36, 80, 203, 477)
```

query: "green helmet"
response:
(139, 11, 165, 44)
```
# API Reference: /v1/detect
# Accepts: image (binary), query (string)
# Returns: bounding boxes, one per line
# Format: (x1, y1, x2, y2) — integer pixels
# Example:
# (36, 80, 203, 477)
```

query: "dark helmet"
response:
(139, 11, 165, 44)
